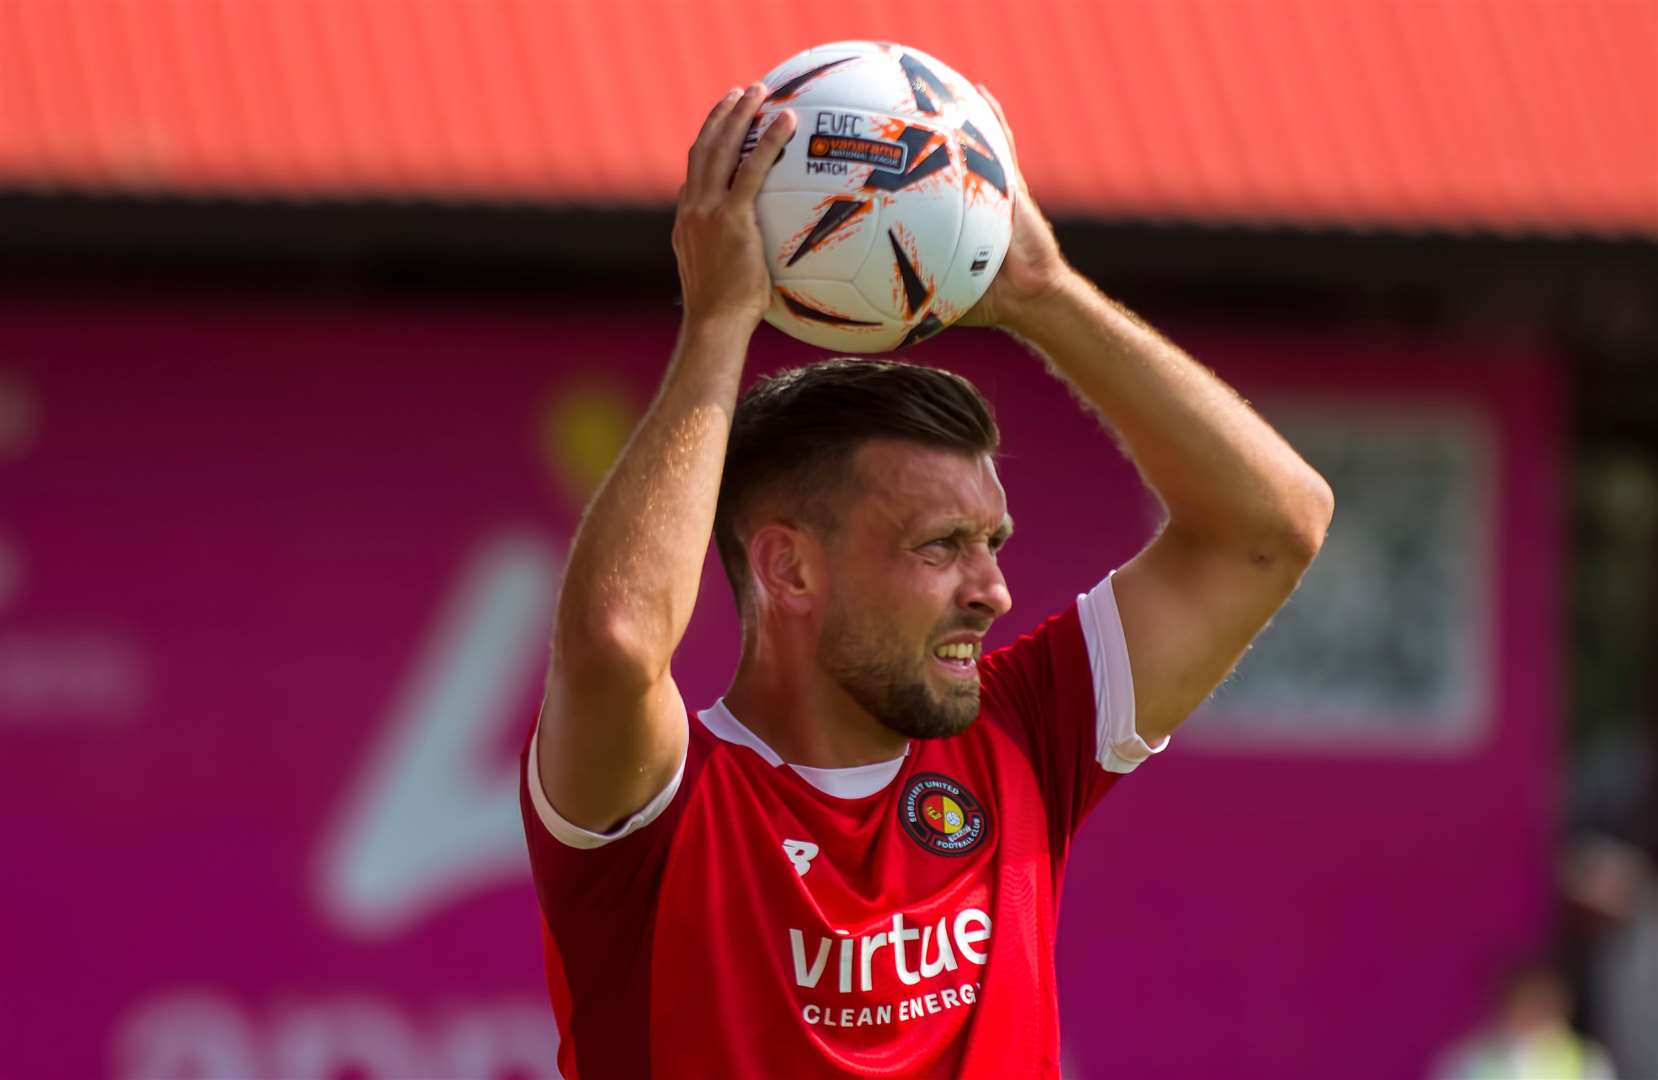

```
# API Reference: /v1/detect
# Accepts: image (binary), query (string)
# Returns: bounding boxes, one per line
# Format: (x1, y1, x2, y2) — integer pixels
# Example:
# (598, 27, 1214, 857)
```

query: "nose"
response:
(960, 549, 1013, 622)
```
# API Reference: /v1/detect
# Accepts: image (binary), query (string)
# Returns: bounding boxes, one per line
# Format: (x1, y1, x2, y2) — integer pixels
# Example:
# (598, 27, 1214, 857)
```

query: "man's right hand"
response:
(671, 84, 797, 332)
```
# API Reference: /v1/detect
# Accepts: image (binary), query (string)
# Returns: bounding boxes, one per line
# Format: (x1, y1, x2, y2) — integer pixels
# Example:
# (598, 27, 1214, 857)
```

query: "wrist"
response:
(999, 268, 1091, 339)
(680, 309, 762, 348)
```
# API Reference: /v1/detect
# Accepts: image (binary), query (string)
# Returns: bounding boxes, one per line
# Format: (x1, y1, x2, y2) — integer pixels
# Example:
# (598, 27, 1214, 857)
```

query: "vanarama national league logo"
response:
(899, 773, 989, 856)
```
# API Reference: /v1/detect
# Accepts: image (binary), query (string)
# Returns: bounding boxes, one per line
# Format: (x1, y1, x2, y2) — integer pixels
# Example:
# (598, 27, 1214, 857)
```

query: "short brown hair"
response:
(714, 358, 999, 610)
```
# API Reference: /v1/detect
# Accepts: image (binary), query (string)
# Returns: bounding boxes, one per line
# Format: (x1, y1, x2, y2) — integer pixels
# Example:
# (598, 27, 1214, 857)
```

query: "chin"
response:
(820, 633, 982, 741)
(877, 682, 981, 741)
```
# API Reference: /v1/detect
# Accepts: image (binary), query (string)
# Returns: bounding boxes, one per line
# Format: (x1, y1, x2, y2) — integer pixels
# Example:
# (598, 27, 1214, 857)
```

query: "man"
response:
(1434, 963, 1616, 1080)
(520, 82, 1333, 1077)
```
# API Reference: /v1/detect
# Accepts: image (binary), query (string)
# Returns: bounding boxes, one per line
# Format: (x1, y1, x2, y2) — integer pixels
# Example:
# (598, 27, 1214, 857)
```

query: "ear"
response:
(746, 523, 821, 616)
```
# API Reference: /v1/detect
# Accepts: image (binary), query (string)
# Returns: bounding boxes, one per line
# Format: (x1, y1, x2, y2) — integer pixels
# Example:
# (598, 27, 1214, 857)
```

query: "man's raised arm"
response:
(537, 86, 796, 833)
(968, 88, 1335, 747)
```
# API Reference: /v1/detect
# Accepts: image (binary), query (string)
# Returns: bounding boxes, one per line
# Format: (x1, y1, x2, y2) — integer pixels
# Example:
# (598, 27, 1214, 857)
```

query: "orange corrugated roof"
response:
(0, 0, 1652, 235)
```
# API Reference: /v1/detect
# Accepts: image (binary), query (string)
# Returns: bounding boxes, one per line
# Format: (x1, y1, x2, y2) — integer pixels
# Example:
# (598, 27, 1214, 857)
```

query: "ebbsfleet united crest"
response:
(899, 772, 989, 856)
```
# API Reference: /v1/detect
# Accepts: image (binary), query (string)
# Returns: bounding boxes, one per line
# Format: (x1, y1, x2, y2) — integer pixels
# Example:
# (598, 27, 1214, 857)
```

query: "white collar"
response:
(697, 699, 908, 799)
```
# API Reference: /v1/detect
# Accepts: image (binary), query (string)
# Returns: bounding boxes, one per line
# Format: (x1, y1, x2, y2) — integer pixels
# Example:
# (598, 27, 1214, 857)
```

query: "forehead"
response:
(845, 438, 1007, 530)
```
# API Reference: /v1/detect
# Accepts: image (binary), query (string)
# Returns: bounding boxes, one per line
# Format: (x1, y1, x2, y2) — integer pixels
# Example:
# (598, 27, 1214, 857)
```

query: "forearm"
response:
(554, 316, 751, 681)
(1007, 272, 1332, 556)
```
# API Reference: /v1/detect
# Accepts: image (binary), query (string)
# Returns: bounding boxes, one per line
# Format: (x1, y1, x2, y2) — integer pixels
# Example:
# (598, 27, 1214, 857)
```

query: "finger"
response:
(685, 88, 744, 199)
(698, 87, 744, 142)
(730, 108, 796, 201)
(703, 82, 768, 195)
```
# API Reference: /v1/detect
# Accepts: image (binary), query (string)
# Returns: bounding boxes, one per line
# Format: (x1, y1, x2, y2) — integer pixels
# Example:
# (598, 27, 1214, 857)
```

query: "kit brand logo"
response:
(782, 838, 820, 876)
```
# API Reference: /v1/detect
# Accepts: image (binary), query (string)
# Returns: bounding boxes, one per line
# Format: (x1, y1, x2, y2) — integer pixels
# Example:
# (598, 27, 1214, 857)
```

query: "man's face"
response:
(815, 439, 1014, 740)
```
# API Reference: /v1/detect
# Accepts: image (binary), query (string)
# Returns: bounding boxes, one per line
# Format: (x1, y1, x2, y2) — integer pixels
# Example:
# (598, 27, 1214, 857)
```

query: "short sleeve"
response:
(1076, 574, 1170, 774)
(517, 711, 702, 1080)
(518, 703, 699, 956)
(524, 706, 688, 849)
(977, 572, 1168, 841)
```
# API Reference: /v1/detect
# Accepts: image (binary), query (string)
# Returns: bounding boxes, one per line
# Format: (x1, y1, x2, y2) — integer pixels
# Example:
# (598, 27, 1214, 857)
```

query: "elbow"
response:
(1278, 468, 1335, 567)
(1178, 465, 1335, 575)
(1236, 467, 1332, 575)
(551, 609, 671, 696)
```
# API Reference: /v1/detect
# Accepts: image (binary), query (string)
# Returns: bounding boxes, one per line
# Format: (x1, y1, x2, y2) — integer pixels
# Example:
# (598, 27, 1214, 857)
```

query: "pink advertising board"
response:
(0, 300, 1559, 1078)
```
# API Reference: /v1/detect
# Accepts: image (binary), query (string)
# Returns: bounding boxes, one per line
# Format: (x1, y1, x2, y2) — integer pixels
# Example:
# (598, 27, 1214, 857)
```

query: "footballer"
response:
(519, 82, 1334, 1077)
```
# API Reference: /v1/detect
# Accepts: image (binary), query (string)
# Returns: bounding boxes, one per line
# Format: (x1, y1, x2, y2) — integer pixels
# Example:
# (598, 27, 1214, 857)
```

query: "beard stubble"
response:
(817, 600, 982, 740)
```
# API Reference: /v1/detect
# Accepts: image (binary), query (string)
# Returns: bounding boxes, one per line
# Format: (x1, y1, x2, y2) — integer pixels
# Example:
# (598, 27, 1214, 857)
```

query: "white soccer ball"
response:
(744, 41, 1015, 353)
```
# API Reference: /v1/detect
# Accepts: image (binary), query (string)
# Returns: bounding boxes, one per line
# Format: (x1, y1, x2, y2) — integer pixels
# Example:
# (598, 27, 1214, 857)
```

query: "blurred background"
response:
(1, 1, 1654, 1077)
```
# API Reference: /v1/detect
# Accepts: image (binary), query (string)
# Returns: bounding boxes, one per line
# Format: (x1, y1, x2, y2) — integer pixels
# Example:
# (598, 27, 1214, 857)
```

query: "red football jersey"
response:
(520, 576, 1165, 1078)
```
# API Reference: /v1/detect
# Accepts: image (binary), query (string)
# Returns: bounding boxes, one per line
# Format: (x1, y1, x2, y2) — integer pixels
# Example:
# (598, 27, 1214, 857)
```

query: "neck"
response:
(724, 630, 909, 769)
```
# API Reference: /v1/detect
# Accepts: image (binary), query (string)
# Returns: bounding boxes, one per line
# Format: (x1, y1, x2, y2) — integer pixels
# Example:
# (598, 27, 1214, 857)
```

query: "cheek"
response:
(833, 550, 954, 629)
(839, 551, 908, 598)
(892, 573, 960, 636)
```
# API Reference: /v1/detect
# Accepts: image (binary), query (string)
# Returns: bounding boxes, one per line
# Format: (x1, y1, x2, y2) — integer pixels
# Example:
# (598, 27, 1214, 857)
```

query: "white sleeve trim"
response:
(1077, 572, 1170, 774)
(526, 705, 687, 850)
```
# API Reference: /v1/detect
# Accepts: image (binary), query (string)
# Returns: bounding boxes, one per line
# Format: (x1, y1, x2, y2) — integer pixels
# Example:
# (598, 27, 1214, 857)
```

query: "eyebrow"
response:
(932, 514, 1015, 543)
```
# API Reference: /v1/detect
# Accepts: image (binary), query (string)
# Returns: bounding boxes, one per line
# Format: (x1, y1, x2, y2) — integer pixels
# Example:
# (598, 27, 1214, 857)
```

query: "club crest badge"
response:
(899, 772, 989, 856)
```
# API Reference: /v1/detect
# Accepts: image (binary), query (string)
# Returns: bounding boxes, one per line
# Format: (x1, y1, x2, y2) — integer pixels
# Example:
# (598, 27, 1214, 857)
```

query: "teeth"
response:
(934, 643, 975, 660)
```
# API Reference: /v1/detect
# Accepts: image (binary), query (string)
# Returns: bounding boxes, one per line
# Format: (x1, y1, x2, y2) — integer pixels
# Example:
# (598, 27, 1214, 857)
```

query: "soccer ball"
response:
(744, 42, 1015, 353)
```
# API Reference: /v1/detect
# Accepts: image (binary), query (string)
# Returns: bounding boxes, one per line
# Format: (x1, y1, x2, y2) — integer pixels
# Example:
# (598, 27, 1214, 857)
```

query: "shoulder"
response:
(976, 596, 1090, 723)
